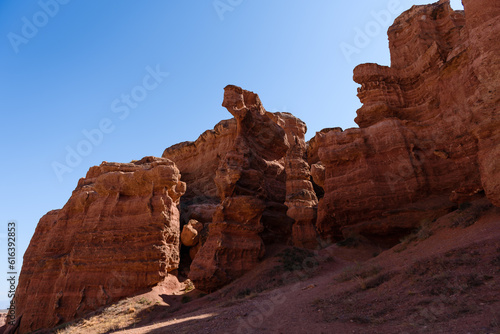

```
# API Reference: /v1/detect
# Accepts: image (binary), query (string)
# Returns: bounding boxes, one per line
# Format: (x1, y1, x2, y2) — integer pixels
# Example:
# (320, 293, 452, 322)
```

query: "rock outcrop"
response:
(188, 85, 292, 291)
(10, 157, 185, 333)
(311, 0, 499, 242)
(270, 112, 319, 249)
(181, 219, 203, 247)
(5, 1, 500, 332)
(162, 86, 315, 291)
(162, 119, 237, 225)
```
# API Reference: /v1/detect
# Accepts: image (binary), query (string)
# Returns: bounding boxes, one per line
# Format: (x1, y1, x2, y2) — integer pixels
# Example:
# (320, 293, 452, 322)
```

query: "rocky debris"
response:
(312, 0, 499, 242)
(9, 157, 185, 333)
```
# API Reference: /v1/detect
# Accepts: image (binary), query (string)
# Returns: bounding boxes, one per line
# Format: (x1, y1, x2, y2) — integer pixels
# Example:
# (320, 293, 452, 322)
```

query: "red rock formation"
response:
(270, 112, 319, 249)
(312, 0, 499, 242)
(181, 219, 203, 248)
(163, 119, 236, 225)
(188, 85, 292, 292)
(462, 0, 500, 208)
(162, 86, 317, 288)
(9, 157, 185, 333)
(7, 1, 500, 332)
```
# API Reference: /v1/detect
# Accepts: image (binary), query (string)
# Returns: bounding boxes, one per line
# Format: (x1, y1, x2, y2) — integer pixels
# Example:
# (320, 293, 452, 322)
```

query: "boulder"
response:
(181, 219, 203, 247)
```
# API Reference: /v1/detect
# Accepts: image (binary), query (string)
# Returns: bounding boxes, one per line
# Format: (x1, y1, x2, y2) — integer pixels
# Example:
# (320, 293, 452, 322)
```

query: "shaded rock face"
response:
(162, 119, 236, 225)
(188, 85, 293, 292)
(462, 0, 500, 207)
(270, 112, 319, 249)
(12, 157, 185, 333)
(311, 0, 499, 242)
(162, 86, 313, 291)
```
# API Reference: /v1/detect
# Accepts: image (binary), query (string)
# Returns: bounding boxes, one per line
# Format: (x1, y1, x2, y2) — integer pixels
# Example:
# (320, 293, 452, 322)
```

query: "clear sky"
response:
(0, 0, 463, 308)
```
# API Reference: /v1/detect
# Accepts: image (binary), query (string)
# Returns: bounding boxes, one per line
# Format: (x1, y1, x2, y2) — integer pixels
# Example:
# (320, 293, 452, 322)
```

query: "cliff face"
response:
(463, 0, 500, 208)
(163, 86, 311, 291)
(311, 0, 499, 242)
(187, 85, 292, 291)
(162, 119, 237, 225)
(6, 1, 500, 332)
(12, 157, 185, 333)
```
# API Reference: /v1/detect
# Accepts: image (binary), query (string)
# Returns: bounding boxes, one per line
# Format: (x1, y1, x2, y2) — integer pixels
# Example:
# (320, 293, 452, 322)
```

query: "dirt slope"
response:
(53, 200, 500, 334)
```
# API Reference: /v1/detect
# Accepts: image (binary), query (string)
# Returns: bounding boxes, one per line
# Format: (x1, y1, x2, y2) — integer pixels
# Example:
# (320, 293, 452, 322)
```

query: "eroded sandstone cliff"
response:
(11, 157, 185, 333)
(187, 85, 292, 291)
(163, 86, 312, 291)
(5, 1, 499, 332)
(162, 119, 237, 225)
(310, 0, 499, 243)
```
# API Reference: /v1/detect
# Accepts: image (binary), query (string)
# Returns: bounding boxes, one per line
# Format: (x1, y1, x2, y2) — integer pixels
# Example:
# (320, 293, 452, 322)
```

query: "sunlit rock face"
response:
(311, 0, 499, 242)
(7, 1, 500, 332)
(12, 157, 186, 333)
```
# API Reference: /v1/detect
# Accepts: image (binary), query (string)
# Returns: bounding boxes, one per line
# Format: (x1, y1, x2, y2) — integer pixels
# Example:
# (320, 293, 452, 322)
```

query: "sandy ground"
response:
(43, 201, 500, 334)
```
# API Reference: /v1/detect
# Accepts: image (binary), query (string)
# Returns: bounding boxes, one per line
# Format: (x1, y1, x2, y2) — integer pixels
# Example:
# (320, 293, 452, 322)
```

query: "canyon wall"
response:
(164, 86, 314, 291)
(10, 157, 185, 333)
(5, 1, 499, 332)
(162, 119, 236, 225)
(462, 0, 500, 207)
(310, 0, 499, 242)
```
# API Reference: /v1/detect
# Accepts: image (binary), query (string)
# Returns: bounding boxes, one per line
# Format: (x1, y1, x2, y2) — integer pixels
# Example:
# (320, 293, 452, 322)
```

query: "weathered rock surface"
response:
(163, 119, 236, 225)
(270, 112, 319, 249)
(463, 0, 500, 208)
(161, 86, 316, 289)
(10, 157, 185, 333)
(5, 1, 500, 332)
(311, 0, 499, 242)
(181, 219, 203, 247)
(188, 85, 293, 292)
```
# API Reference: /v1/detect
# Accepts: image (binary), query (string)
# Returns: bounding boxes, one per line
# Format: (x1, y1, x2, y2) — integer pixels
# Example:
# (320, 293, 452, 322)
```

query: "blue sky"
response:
(0, 0, 463, 308)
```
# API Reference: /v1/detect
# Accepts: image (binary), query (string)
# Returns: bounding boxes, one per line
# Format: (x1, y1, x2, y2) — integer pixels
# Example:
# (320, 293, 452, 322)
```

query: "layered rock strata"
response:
(162, 119, 237, 225)
(270, 112, 319, 249)
(5, 1, 500, 332)
(463, 0, 500, 207)
(311, 0, 499, 242)
(188, 85, 292, 291)
(11, 157, 185, 333)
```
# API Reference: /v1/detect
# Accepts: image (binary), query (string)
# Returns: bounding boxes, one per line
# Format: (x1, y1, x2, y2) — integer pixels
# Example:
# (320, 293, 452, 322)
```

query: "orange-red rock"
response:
(270, 112, 319, 249)
(181, 219, 203, 247)
(162, 86, 314, 289)
(462, 0, 500, 208)
(9, 157, 185, 333)
(162, 119, 236, 225)
(6, 1, 500, 332)
(188, 85, 292, 291)
(312, 0, 499, 242)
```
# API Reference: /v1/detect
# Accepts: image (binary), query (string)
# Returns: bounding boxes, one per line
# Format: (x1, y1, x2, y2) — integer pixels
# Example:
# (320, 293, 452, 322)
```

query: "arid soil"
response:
(53, 202, 500, 334)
